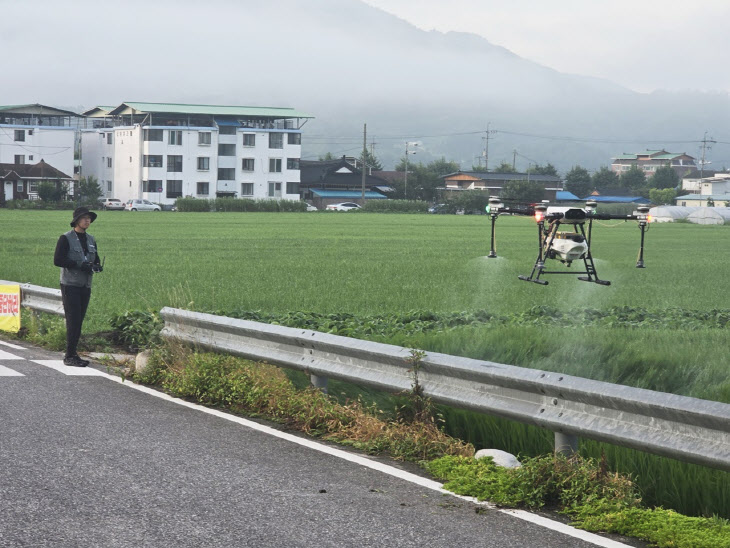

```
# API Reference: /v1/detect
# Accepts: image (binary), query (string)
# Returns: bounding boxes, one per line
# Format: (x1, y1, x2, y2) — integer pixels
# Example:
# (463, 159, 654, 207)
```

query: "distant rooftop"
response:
(108, 102, 313, 119)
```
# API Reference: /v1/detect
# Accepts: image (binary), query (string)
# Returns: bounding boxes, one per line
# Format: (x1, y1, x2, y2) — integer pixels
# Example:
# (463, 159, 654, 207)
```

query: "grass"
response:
(3, 209, 730, 518)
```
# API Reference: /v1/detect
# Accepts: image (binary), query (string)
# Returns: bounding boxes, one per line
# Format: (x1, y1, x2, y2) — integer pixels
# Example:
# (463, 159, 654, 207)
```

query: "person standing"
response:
(53, 207, 102, 367)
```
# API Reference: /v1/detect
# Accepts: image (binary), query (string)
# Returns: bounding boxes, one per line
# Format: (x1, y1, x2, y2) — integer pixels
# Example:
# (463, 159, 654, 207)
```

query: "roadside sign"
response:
(0, 284, 20, 333)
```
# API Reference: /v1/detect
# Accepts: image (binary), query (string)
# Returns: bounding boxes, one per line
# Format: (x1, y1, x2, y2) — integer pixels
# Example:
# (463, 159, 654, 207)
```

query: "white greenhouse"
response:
(648, 206, 700, 222)
(686, 207, 730, 225)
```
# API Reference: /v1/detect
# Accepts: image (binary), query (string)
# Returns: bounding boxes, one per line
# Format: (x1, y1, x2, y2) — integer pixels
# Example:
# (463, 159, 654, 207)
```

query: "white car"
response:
(326, 202, 362, 211)
(305, 203, 318, 211)
(125, 199, 161, 211)
(101, 198, 125, 211)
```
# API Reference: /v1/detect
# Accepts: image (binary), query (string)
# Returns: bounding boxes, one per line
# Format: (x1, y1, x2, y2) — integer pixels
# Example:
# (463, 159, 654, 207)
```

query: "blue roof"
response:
(556, 191, 580, 201)
(311, 189, 386, 199)
(215, 119, 240, 126)
(582, 195, 651, 203)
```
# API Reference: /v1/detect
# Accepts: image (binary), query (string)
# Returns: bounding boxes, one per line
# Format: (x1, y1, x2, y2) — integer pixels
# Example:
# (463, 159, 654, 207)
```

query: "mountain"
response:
(4, 0, 728, 172)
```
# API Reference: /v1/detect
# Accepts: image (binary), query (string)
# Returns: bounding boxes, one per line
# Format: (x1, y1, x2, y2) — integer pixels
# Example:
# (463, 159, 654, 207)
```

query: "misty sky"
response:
(363, 0, 730, 93)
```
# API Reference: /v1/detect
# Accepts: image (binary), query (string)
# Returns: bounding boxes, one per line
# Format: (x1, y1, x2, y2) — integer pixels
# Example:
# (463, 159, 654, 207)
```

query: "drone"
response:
(485, 196, 652, 286)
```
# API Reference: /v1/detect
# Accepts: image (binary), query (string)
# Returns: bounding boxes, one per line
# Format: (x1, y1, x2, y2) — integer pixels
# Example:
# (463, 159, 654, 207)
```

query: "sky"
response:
(362, 0, 730, 93)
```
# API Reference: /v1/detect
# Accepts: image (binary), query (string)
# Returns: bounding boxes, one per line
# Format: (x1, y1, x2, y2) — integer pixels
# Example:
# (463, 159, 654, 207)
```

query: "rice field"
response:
(2, 209, 729, 517)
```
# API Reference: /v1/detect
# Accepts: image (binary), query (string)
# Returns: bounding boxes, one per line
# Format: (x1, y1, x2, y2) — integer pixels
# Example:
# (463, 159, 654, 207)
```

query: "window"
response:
(28, 155, 33, 161)
(219, 125, 237, 135)
(28, 129, 33, 136)
(29, 183, 38, 193)
(143, 155, 163, 168)
(143, 129, 163, 141)
(288, 133, 301, 145)
(17, 182, 23, 192)
(107, 157, 112, 168)
(269, 133, 283, 149)
(268, 182, 282, 197)
(198, 132, 211, 145)
(197, 182, 209, 195)
(286, 158, 300, 170)
(269, 158, 282, 173)
(168, 130, 183, 145)
(241, 183, 254, 196)
(107, 133, 113, 144)
(218, 144, 236, 156)
(217, 168, 235, 180)
(242, 134, 255, 147)
(143, 180, 162, 192)
(107, 181, 113, 192)
(14, 130, 25, 142)
(197, 157, 210, 171)
(167, 180, 182, 198)
(286, 182, 300, 194)
(242, 158, 255, 171)
(14, 155, 24, 165)
(167, 155, 183, 172)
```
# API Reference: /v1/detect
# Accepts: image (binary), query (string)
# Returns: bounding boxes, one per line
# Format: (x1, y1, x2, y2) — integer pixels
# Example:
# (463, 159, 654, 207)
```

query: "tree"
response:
(76, 176, 102, 206)
(648, 188, 676, 205)
(359, 149, 382, 171)
(37, 181, 66, 203)
(392, 157, 460, 202)
(619, 165, 647, 194)
(500, 179, 545, 203)
(591, 166, 620, 193)
(564, 166, 592, 199)
(649, 165, 680, 190)
(494, 162, 516, 173)
(527, 163, 559, 176)
(318, 152, 336, 161)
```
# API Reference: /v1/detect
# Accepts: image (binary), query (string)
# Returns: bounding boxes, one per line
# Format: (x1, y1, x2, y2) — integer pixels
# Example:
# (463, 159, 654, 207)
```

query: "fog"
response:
(3, 0, 729, 171)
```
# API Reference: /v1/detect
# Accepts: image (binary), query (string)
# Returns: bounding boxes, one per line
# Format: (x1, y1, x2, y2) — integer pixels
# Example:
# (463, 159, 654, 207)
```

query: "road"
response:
(0, 339, 636, 547)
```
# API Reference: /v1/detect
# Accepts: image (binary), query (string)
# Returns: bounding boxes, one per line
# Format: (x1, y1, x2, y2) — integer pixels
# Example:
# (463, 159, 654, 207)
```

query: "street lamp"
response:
(404, 142, 418, 199)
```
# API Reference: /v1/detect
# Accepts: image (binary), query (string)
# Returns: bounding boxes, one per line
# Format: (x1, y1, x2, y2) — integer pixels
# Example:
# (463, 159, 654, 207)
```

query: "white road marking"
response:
(31, 360, 107, 376)
(93, 370, 632, 548)
(0, 349, 22, 360)
(0, 340, 26, 350)
(0, 364, 24, 376)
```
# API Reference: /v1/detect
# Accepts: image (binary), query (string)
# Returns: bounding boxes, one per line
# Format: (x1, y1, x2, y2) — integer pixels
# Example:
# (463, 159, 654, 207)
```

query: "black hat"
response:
(70, 207, 98, 227)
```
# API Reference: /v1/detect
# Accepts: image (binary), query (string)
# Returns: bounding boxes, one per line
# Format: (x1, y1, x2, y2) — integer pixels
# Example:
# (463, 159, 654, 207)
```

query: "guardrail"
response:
(159, 307, 730, 471)
(0, 280, 64, 316)
(6, 279, 729, 471)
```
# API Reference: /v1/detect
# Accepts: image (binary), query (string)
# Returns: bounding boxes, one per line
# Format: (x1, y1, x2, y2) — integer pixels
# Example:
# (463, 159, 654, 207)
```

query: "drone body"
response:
(486, 198, 651, 286)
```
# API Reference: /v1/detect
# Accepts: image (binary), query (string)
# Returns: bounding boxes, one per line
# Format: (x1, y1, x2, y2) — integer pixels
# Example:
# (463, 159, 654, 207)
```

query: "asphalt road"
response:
(0, 339, 635, 548)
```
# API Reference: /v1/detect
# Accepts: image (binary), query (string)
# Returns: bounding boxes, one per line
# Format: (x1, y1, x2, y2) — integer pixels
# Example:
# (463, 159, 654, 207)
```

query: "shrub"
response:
(109, 310, 163, 351)
(362, 200, 428, 213)
(175, 198, 212, 212)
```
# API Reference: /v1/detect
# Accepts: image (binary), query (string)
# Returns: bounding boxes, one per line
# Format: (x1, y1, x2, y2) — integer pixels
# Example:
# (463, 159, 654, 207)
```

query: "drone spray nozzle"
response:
(534, 203, 547, 223)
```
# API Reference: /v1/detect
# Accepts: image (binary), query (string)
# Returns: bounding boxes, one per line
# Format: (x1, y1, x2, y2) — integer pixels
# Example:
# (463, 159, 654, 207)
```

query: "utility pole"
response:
(482, 122, 495, 172)
(698, 131, 715, 192)
(404, 142, 418, 199)
(512, 149, 517, 171)
(361, 123, 367, 204)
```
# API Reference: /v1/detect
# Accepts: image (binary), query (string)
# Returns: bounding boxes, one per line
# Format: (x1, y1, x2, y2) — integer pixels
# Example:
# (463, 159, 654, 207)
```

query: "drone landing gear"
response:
(518, 275, 548, 285)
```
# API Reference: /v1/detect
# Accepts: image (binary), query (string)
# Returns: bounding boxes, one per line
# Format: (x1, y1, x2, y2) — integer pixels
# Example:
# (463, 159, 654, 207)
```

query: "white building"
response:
(80, 102, 313, 205)
(681, 171, 730, 194)
(0, 104, 77, 185)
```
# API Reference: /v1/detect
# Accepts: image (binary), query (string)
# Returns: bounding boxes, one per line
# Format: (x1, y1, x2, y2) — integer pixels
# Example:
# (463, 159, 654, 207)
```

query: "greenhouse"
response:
(686, 207, 730, 225)
(648, 206, 699, 222)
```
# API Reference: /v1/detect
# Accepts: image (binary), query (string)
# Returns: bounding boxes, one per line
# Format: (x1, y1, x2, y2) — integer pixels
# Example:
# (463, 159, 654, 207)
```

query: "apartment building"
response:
(611, 150, 696, 179)
(0, 104, 77, 200)
(80, 102, 313, 205)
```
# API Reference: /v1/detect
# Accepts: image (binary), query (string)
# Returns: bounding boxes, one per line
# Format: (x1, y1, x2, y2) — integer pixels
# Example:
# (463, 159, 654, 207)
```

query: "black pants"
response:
(60, 284, 91, 359)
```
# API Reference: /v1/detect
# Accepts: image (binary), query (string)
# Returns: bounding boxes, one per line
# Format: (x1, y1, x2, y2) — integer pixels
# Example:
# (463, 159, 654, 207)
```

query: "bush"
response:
(361, 200, 428, 213)
(213, 198, 307, 212)
(175, 198, 212, 212)
(109, 310, 163, 351)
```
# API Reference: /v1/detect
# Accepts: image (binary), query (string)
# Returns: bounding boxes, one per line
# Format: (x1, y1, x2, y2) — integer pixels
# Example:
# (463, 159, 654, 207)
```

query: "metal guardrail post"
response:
(310, 374, 328, 393)
(554, 432, 579, 455)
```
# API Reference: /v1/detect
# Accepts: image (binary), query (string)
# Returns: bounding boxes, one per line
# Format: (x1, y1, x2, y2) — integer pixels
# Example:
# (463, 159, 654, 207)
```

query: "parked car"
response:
(326, 202, 362, 211)
(428, 203, 448, 214)
(305, 203, 318, 211)
(125, 199, 161, 211)
(101, 198, 125, 211)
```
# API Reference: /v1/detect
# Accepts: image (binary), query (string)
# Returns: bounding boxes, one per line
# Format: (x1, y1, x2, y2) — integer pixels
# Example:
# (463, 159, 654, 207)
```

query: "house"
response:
(0, 160, 74, 204)
(611, 150, 696, 179)
(675, 194, 730, 207)
(80, 102, 313, 205)
(441, 171, 563, 201)
(0, 104, 78, 182)
(299, 157, 388, 209)
(680, 170, 730, 195)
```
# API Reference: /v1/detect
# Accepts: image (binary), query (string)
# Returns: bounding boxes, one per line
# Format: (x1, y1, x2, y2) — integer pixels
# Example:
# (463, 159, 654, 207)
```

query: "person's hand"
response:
(80, 262, 94, 273)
